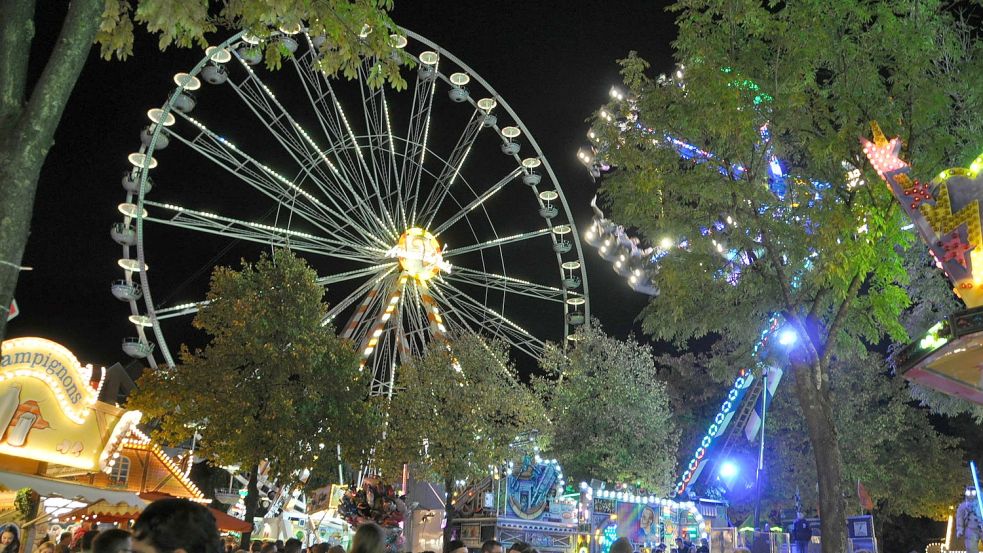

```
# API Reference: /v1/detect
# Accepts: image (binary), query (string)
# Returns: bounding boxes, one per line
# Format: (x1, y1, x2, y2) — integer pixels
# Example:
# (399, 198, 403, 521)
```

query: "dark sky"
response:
(12, 1, 678, 370)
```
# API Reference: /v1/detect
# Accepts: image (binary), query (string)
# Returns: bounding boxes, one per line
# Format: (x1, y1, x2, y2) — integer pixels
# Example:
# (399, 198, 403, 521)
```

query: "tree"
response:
(0, 0, 407, 340)
(533, 324, 678, 495)
(375, 333, 548, 547)
(591, 2, 980, 551)
(128, 249, 383, 545)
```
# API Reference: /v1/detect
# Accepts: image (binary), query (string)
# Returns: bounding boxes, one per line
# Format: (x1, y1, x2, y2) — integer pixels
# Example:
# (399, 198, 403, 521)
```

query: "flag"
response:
(858, 480, 874, 511)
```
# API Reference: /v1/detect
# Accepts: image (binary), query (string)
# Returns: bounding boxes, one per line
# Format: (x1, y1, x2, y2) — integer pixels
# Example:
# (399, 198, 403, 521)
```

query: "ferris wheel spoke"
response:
(431, 167, 523, 236)
(290, 46, 389, 231)
(430, 282, 545, 359)
(230, 53, 396, 239)
(165, 117, 386, 249)
(401, 59, 439, 227)
(154, 301, 208, 320)
(442, 229, 552, 257)
(443, 267, 572, 304)
(143, 201, 379, 262)
(317, 264, 396, 287)
(357, 59, 403, 229)
(323, 268, 397, 326)
(417, 110, 485, 229)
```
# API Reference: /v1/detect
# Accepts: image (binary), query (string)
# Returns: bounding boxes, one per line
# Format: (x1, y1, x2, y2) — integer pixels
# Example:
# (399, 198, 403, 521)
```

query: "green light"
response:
(919, 321, 948, 350)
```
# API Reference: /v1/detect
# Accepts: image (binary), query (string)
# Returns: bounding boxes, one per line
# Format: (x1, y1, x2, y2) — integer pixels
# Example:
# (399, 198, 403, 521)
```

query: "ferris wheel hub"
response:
(388, 227, 450, 281)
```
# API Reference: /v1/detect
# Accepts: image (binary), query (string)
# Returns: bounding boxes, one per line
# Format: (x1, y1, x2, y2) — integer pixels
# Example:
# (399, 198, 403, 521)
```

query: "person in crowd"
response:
(260, 543, 275, 553)
(696, 538, 708, 553)
(35, 541, 55, 553)
(1, 526, 20, 553)
(283, 540, 301, 553)
(55, 533, 72, 553)
(221, 538, 235, 553)
(326, 545, 344, 553)
(349, 523, 386, 553)
(248, 542, 261, 553)
(505, 543, 529, 553)
(93, 529, 131, 553)
(80, 532, 99, 553)
(274, 542, 284, 553)
(480, 541, 501, 553)
(444, 541, 467, 553)
(671, 538, 685, 553)
(131, 498, 222, 553)
(610, 537, 632, 553)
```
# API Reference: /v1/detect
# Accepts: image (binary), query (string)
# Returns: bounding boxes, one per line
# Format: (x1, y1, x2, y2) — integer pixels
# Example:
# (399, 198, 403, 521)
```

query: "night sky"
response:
(12, 1, 678, 371)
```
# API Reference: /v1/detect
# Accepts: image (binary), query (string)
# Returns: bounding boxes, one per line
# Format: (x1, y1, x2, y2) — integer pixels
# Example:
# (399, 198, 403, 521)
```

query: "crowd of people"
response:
(2, 500, 726, 553)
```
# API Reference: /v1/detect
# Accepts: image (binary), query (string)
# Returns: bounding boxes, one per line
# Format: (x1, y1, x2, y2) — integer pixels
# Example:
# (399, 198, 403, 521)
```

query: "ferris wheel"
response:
(111, 28, 590, 397)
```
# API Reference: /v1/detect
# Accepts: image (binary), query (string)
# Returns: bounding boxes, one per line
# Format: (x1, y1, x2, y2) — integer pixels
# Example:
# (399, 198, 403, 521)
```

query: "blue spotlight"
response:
(719, 461, 740, 479)
(778, 328, 798, 346)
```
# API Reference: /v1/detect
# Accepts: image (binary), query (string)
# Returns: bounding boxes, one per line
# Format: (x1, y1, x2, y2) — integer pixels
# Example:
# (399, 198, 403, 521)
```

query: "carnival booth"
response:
(0, 337, 251, 547)
(584, 485, 727, 552)
(449, 456, 731, 553)
(449, 457, 579, 553)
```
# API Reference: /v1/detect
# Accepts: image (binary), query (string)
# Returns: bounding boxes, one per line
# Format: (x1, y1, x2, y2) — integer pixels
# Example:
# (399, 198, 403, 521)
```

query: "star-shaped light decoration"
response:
(861, 122, 907, 177)
(904, 180, 933, 209)
(939, 231, 975, 268)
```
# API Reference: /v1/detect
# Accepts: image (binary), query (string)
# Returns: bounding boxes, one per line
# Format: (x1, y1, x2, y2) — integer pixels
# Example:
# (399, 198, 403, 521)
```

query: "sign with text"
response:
(0, 337, 141, 470)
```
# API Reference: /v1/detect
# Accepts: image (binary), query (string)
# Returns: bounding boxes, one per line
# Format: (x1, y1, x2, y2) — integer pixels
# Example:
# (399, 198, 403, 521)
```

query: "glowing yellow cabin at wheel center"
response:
(389, 228, 450, 281)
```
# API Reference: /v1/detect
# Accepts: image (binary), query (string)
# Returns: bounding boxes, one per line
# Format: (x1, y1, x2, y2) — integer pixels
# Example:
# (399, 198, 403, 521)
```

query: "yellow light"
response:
(388, 228, 449, 281)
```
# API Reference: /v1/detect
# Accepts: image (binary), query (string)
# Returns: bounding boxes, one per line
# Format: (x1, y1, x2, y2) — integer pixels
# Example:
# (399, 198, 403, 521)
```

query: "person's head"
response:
(132, 499, 222, 553)
(60, 534, 72, 547)
(326, 546, 344, 553)
(700, 539, 707, 546)
(93, 529, 131, 553)
(505, 543, 529, 553)
(259, 544, 274, 553)
(674, 538, 683, 546)
(274, 543, 283, 553)
(2, 528, 19, 550)
(37, 542, 55, 553)
(284, 540, 301, 553)
(444, 540, 466, 553)
(249, 543, 261, 553)
(350, 523, 386, 553)
(81, 532, 100, 553)
(480, 541, 501, 553)
(609, 538, 632, 553)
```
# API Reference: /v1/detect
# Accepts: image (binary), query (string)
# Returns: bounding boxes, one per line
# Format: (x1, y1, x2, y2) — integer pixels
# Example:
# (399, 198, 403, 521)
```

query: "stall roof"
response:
(0, 471, 145, 508)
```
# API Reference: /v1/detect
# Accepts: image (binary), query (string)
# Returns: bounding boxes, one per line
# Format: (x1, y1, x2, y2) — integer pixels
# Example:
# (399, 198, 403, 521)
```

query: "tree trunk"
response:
(792, 363, 847, 553)
(443, 477, 455, 551)
(0, 0, 103, 341)
(241, 463, 261, 547)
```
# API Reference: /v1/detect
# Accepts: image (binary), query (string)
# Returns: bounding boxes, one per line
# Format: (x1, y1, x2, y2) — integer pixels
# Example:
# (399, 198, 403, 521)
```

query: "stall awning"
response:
(0, 471, 146, 509)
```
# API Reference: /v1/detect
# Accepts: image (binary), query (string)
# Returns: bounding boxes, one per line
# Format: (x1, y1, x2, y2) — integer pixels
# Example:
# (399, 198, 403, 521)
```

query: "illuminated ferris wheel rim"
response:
(113, 27, 591, 389)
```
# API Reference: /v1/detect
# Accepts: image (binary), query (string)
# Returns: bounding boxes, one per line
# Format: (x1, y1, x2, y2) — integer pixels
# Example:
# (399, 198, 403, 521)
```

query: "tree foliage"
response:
(534, 324, 679, 495)
(128, 250, 383, 525)
(592, 1, 980, 551)
(376, 333, 548, 484)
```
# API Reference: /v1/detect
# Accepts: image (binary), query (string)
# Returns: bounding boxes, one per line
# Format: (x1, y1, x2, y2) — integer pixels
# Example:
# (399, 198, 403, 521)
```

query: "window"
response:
(109, 456, 130, 486)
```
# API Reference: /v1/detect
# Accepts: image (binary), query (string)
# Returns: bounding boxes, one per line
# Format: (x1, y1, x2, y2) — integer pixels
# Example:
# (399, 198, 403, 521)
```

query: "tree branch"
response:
(820, 270, 865, 367)
(15, 0, 103, 154)
(0, 0, 36, 126)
